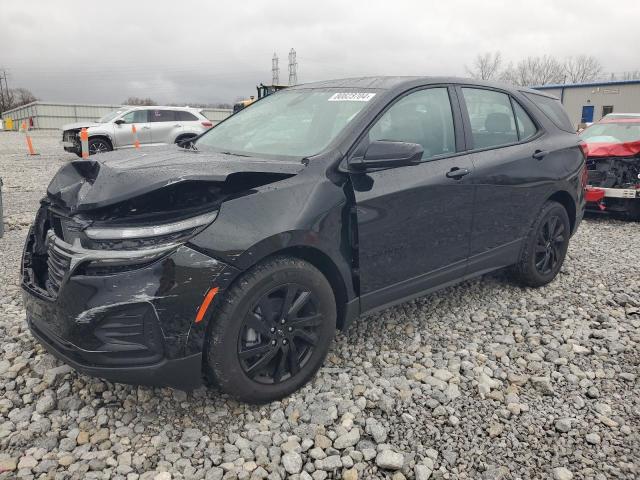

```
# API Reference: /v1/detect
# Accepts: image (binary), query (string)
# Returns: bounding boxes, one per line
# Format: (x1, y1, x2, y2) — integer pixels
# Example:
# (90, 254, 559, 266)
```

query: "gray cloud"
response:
(1, 0, 638, 105)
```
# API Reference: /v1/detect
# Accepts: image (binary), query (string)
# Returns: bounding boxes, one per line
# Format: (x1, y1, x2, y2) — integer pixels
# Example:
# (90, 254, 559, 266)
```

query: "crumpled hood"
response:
(61, 121, 102, 131)
(47, 146, 306, 212)
(584, 140, 640, 158)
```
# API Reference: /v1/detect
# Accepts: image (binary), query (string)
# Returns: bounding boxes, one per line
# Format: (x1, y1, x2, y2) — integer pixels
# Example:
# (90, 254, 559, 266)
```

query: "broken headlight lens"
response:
(85, 211, 218, 242)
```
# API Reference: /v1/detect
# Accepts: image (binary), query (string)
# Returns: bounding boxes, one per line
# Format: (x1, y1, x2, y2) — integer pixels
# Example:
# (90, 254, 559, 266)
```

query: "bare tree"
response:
(465, 52, 503, 80)
(123, 96, 156, 106)
(502, 55, 565, 86)
(0, 87, 38, 112)
(563, 55, 603, 83)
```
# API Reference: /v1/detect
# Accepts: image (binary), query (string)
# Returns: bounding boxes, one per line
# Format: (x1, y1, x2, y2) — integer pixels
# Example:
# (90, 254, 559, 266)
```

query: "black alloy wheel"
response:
(534, 214, 565, 275)
(88, 138, 111, 154)
(206, 256, 336, 403)
(512, 200, 571, 287)
(238, 284, 322, 384)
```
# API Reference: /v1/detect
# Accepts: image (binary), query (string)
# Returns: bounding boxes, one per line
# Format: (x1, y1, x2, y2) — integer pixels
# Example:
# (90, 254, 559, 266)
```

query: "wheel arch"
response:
(88, 134, 113, 150)
(547, 190, 577, 233)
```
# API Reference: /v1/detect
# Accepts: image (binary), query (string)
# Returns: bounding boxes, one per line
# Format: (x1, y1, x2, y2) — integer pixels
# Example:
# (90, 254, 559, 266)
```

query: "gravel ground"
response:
(0, 131, 638, 480)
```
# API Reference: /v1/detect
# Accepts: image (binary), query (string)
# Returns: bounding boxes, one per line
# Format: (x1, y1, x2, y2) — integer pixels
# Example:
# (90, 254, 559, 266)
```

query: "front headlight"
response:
(85, 211, 218, 240)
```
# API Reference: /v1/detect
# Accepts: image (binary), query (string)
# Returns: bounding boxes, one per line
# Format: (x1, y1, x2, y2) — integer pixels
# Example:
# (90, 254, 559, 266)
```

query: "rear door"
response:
(456, 86, 548, 272)
(148, 109, 179, 144)
(113, 109, 151, 147)
(176, 110, 205, 136)
(349, 86, 476, 311)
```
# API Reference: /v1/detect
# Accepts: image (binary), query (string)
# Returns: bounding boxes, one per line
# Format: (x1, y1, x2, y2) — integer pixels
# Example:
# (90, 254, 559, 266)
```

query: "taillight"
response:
(201, 121, 213, 128)
(578, 141, 589, 159)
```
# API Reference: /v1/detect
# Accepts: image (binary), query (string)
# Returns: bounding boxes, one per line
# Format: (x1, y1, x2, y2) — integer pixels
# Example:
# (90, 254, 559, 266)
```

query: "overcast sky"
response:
(1, 0, 639, 105)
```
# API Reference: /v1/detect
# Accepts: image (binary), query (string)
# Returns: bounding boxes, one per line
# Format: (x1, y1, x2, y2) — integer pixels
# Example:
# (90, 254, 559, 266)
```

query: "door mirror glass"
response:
(350, 140, 423, 170)
(114, 119, 125, 125)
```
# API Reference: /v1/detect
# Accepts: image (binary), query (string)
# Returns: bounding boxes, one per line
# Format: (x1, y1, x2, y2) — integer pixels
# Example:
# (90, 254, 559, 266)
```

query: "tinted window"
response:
(120, 110, 148, 124)
(149, 110, 176, 122)
(176, 111, 198, 121)
(513, 102, 537, 140)
(368, 88, 455, 159)
(462, 88, 518, 149)
(524, 92, 573, 132)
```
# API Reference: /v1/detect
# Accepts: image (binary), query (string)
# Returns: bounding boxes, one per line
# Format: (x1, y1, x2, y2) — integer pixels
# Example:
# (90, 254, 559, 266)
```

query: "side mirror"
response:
(350, 140, 423, 171)
(114, 119, 125, 125)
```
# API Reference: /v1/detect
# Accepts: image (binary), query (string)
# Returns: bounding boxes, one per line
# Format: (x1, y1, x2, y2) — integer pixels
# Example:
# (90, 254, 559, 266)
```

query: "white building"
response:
(533, 80, 640, 128)
(1, 101, 232, 130)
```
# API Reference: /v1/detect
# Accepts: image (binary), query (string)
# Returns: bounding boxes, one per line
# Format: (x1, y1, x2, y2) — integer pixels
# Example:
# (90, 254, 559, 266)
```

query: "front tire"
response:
(512, 201, 571, 287)
(88, 138, 112, 155)
(206, 256, 336, 403)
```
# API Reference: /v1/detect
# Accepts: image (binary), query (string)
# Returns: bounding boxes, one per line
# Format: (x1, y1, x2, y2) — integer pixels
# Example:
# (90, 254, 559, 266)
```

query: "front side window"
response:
(462, 88, 518, 149)
(196, 90, 375, 158)
(368, 87, 455, 159)
(120, 110, 148, 124)
(149, 110, 176, 122)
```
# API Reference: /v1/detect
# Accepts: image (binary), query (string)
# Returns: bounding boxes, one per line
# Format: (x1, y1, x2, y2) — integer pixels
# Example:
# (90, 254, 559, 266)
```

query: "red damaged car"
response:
(580, 113, 640, 219)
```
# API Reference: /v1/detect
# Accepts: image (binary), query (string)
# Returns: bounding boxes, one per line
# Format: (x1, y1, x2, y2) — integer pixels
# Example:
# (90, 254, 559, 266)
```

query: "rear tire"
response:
(205, 256, 336, 403)
(512, 201, 571, 287)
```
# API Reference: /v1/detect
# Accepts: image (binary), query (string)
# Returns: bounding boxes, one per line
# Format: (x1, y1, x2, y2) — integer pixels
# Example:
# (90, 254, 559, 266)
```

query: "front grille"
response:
(62, 130, 78, 143)
(46, 233, 72, 296)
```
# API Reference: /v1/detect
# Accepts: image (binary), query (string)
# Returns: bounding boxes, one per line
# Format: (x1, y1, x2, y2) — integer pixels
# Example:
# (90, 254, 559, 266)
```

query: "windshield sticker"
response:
(328, 92, 376, 102)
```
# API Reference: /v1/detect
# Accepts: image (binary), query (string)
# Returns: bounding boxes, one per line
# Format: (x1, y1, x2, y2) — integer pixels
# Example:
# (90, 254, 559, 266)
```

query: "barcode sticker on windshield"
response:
(328, 92, 376, 102)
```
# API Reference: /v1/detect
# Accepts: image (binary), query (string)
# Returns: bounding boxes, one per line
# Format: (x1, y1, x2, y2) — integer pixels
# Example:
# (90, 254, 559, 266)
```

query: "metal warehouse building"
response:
(534, 80, 640, 129)
(1, 101, 232, 130)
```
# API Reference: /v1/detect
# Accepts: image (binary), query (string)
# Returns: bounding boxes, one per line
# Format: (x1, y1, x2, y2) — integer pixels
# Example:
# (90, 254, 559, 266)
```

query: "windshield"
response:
(580, 121, 640, 144)
(195, 90, 377, 158)
(98, 109, 128, 123)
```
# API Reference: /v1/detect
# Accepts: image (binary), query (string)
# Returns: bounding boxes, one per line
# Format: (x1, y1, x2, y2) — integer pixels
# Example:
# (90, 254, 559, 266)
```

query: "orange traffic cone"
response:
(132, 124, 140, 149)
(80, 128, 89, 159)
(21, 121, 39, 156)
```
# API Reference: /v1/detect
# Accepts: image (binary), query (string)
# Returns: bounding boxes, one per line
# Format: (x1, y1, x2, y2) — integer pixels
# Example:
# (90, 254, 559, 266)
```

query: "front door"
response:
(349, 87, 475, 311)
(114, 109, 151, 147)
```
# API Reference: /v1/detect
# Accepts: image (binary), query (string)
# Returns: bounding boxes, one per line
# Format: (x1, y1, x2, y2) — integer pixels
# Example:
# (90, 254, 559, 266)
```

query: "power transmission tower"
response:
(272, 53, 280, 85)
(288, 48, 298, 86)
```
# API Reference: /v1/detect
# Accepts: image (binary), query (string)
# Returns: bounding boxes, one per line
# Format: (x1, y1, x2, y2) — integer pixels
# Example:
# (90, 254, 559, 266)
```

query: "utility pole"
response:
(0, 69, 8, 114)
(288, 49, 298, 86)
(272, 53, 280, 85)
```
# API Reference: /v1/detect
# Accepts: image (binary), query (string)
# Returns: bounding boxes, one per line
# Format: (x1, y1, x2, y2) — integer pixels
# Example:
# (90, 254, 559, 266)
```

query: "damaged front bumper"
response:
(21, 227, 239, 390)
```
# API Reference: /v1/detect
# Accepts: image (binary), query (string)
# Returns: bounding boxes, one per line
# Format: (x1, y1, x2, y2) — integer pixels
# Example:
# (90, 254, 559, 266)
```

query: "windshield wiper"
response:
(220, 151, 250, 157)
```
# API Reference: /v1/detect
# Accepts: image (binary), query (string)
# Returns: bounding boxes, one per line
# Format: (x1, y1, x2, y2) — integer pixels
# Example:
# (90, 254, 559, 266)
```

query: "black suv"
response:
(22, 77, 586, 403)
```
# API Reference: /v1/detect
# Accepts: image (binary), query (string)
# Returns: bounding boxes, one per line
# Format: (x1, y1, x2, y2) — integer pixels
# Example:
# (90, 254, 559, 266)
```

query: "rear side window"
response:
(523, 92, 573, 132)
(149, 110, 177, 122)
(176, 111, 198, 121)
(462, 88, 518, 149)
(513, 102, 537, 140)
(368, 87, 455, 160)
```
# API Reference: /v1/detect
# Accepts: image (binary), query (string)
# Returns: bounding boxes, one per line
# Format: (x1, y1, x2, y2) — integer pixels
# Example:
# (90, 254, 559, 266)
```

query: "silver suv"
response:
(61, 106, 213, 156)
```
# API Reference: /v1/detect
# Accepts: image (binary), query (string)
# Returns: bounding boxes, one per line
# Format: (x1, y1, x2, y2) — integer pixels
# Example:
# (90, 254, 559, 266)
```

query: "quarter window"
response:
(149, 110, 177, 122)
(176, 111, 198, 121)
(462, 88, 518, 149)
(513, 101, 537, 141)
(368, 88, 455, 160)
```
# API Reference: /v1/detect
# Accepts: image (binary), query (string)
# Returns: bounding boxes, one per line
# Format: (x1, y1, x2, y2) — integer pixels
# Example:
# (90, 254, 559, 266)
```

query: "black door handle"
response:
(446, 167, 470, 179)
(532, 149, 548, 160)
